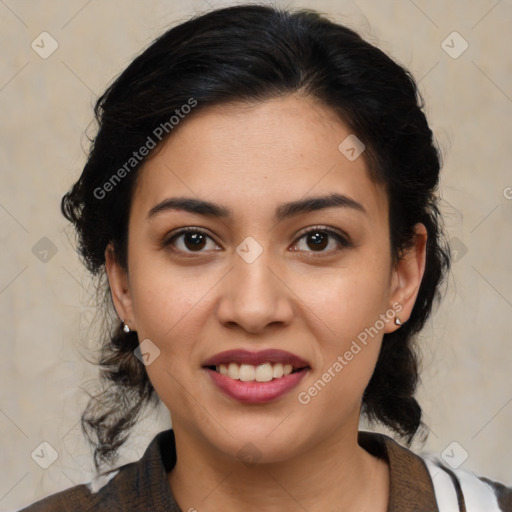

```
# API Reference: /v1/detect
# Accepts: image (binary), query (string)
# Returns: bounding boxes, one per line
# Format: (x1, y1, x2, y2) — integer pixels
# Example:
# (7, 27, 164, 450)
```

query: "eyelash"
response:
(163, 226, 352, 256)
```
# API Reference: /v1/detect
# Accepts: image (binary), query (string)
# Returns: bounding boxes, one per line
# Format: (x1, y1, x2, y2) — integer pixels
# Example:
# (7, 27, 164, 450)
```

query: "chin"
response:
(196, 414, 313, 465)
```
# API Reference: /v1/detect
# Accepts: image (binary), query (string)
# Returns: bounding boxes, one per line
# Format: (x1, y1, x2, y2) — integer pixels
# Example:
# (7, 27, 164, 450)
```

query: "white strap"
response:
(423, 456, 502, 512)
(424, 457, 460, 511)
(453, 466, 501, 512)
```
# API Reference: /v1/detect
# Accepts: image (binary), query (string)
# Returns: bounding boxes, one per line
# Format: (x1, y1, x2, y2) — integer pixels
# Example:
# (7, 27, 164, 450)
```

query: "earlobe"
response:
(386, 223, 427, 331)
(105, 244, 135, 329)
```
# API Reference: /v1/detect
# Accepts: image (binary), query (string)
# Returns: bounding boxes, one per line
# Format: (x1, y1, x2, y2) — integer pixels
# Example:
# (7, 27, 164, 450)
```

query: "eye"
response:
(164, 227, 220, 254)
(291, 226, 352, 254)
(163, 226, 352, 256)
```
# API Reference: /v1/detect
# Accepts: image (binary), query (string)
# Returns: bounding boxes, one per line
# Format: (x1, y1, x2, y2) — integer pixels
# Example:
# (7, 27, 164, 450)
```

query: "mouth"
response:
(202, 349, 310, 403)
(202, 349, 311, 380)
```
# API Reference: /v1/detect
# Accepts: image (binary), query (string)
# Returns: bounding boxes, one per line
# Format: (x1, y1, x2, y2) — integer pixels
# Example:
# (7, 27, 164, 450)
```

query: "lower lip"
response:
(205, 368, 309, 404)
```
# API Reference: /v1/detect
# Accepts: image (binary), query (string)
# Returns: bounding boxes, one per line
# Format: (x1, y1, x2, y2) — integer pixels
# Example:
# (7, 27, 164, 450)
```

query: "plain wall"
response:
(1, 0, 511, 510)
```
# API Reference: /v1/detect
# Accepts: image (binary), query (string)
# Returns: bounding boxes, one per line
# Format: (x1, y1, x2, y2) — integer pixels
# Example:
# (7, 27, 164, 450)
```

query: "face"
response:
(107, 94, 426, 463)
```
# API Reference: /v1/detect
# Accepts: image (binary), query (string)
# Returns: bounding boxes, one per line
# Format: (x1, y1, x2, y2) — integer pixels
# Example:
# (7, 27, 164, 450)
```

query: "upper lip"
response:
(202, 349, 310, 369)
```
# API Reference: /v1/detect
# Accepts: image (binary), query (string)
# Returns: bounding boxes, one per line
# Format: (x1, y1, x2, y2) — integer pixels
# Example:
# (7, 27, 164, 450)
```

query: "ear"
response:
(105, 244, 136, 329)
(385, 223, 427, 332)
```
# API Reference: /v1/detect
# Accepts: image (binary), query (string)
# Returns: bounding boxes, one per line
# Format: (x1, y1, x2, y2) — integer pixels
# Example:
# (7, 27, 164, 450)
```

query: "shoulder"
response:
(16, 429, 179, 512)
(18, 463, 134, 512)
(422, 454, 512, 512)
(15, 469, 123, 512)
(358, 431, 512, 511)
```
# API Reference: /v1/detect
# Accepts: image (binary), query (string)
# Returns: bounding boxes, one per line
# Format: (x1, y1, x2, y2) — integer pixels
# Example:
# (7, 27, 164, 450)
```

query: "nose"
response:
(215, 247, 294, 334)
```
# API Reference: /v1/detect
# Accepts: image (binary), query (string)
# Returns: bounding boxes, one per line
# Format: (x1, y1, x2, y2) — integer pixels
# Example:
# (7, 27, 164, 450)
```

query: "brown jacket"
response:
(17, 429, 512, 511)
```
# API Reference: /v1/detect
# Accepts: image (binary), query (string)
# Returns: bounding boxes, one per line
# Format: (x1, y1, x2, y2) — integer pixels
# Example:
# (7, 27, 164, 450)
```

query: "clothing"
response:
(17, 429, 512, 511)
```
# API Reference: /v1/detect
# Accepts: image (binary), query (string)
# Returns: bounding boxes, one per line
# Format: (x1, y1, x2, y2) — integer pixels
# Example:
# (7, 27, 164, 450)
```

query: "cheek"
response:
(127, 256, 228, 380)
(295, 259, 392, 398)
(294, 275, 388, 419)
(302, 263, 392, 340)
(127, 269, 211, 415)
(130, 269, 208, 341)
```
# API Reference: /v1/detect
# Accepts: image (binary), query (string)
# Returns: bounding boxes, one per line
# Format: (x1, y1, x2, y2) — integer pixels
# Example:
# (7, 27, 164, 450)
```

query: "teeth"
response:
(239, 364, 255, 381)
(215, 362, 298, 382)
(272, 363, 284, 378)
(255, 363, 273, 382)
(227, 362, 239, 380)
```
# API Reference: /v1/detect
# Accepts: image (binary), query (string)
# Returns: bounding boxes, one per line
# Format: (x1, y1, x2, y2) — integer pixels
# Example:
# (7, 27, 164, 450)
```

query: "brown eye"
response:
(305, 231, 329, 251)
(181, 232, 207, 251)
(291, 227, 352, 254)
(165, 228, 219, 253)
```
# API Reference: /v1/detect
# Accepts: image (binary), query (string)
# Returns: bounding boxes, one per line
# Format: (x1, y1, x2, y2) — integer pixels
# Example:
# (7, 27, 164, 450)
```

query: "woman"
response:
(19, 4, 511, 511)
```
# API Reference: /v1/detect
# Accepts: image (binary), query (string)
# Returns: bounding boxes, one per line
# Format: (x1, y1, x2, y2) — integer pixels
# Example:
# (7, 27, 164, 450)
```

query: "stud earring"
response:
(394, 317, 403, 326)
(123, 322, 131, 333)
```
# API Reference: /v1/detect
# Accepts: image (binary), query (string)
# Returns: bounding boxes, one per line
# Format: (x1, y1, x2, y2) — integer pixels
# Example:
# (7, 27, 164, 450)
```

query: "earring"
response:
(394, 317, 403, 326)
(123, 322, 131, 334)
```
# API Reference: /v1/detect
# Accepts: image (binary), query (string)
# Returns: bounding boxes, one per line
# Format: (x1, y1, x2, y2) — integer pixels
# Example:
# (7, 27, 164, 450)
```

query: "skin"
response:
(106, 93, 427, 511)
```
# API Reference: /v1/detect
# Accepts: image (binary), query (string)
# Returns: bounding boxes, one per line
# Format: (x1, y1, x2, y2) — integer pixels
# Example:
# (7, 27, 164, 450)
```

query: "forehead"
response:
(131, 94, 388, 225)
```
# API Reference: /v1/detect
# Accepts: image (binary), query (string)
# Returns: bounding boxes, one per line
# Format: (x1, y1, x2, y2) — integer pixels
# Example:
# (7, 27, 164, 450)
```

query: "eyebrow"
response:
(147, 192, 366, 222)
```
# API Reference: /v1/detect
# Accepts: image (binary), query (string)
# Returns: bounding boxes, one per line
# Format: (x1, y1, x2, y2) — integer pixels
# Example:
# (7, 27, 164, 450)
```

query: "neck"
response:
(167, 422, 389, 512)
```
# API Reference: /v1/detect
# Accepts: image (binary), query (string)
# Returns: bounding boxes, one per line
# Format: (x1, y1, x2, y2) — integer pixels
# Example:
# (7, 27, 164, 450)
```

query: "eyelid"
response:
(290, 225, 353, 255)
(163, 225, 353, 254)
(294, 225, 352, 246)
(163, 226, 220, 248)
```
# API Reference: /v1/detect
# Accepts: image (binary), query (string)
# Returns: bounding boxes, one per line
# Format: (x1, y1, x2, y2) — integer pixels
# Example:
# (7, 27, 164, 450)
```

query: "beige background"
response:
(1, 0, 511, 510)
